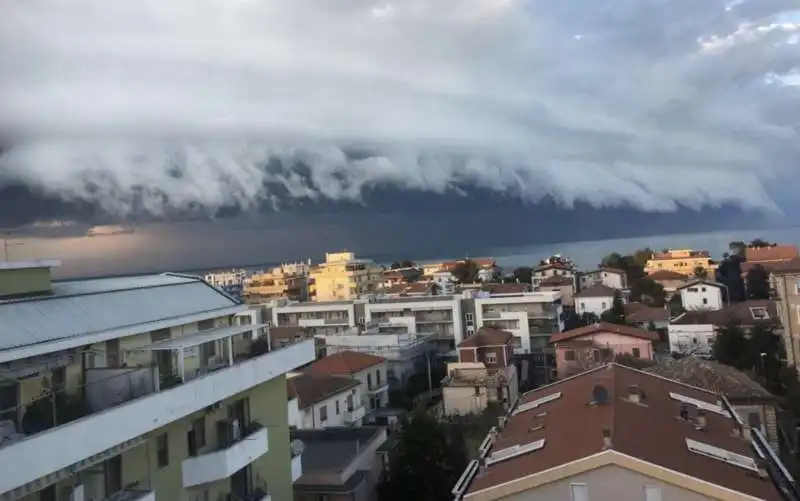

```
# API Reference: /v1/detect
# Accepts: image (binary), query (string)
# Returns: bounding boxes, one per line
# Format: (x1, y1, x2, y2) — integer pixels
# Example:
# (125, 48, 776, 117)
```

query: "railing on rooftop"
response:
(0, 336, 292, 451)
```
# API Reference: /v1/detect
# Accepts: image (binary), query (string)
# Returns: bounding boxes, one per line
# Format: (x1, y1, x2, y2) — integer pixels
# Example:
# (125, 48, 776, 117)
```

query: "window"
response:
(570, 483, 588, 501)
(187, 417, 205, 456)
(336, 400, 341, 415)
(376, 369, 382, 386)
(601, 302, 607, 310)
(367, 373, 373, 389)
(702, 298, 708, 305)
(465, 313, 474, 323)
(748, 411, 762, 430)
(565, 350, 576, 361)
(687, 287, 699, 293)
(632, 347, 641, 358)
(156, 433, 169, 468)
(580, 302, 586, 311)
(592, 350, 600, 362)
(485, 352, 497, 364)
(644, 485, 662, 501)
(198, 319, 215, 331)
(346, 394, 354, 411)
(319, 405, 328, 422)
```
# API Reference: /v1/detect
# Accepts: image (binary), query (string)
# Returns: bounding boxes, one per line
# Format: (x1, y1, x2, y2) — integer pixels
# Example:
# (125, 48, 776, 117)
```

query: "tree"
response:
(630, 277, 666, 307)
(580, 312, 599, 326)
(561, 309, 584, 330)
(712, 324, 750, 369)
(693, 266, 709, 279)
(746, 264, 771, 300)
(599, 249, 650, 285)
(601, 290, 627, 325)
(717, 252, 746, 303)
(614, 353, 657, 369)
(391, 260, 415, 270)
(511, 267, 533, 285)
(378, 409, 467, 501)
(729, 241, 747, 256)
(451, 260, 479, 283)
(667, 293, 684, 316)
(750, 238, 773, 248)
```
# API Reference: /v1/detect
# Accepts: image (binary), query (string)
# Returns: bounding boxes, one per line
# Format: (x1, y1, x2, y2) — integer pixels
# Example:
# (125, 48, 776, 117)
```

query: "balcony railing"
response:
(0, 339, 315, 497)
(105, 483, 155, 501)
(345, 405, 366, 424)
(182, 422, 269, 488)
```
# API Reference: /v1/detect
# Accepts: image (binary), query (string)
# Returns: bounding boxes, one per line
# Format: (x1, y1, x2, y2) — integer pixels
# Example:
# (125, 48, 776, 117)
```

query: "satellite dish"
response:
(291, 439, 305, 456)
(592, 384, 609, 405)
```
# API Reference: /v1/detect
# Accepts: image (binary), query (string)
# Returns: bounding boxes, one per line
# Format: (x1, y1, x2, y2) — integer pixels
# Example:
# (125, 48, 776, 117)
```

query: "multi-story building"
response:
(308, 252, 382, 302)
(574, 284, 617, 318)
(441, 328, 519, 417)
(271, 300, 358, 336)
(531, 259, 576, 288)
(578, 268, 627, 291)
(304, 352, 389, 413)
(677, 279, 726, 311)
(767, 260, 800, 368)
(644, 248, 718, 277)
(286, 373, 365, 429)
(203, 269, 248, 299)
(365, 296, 465, 348)
(648, 269, 691, 298)
(245, 263, 309, 302)
(0, 260, 315, 501)
(452, 363, 796, 501)
(470, 291, 563, 354)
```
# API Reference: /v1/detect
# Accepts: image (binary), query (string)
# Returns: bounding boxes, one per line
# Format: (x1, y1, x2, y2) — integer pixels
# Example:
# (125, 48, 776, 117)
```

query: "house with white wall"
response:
(531, 261, 576, 288)
(574, 284, 618, 318)
(287, 373, 365, 429)
(677, 279, 726, 311)
(578, 268, 627, 290)
(472, 291, 563, 354)
(364, 295, 464, 347)
(305, 351, 390, 413)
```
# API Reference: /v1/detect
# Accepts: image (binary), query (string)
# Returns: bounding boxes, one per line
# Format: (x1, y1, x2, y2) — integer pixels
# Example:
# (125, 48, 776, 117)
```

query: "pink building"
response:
(550, 322, 658, 379)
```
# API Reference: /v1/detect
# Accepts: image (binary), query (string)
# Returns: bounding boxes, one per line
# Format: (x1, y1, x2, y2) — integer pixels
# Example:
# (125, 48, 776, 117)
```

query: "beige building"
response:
(0, 260, 315, 501)
(644, 249, 718, 277)
(309, 252, 382, 302)
(771, 259, 800, 368)
(452, 363, 793, 501)
(245, 263, 309, 302)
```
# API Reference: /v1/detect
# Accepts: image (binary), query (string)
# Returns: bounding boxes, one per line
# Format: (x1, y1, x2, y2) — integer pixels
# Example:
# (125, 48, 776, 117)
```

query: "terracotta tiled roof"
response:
(671, 300, 779, 327)
(534, 262, 572, 272)
(481, 283, 532, 294)
(767, 257, 800, 275)
(305, 351, 385, 376)
(623, 303, 669, 323)
(550, 323, 659, 343)
(745, 245, 799, 263)
(644, 358, 775, 402)
(574, 284, 616, 298)
(539, 275, 573, 287)
(647, 270, 690, 281)
(464, 364, 782, 500)
(382, 282, 431, 295)
(286, 373, 361, 409)
(459, 327, 514, 348)
(441, 258, 496, 271)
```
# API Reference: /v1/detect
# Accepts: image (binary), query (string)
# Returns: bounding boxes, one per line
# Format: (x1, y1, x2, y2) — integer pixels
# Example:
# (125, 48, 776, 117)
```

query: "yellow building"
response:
(0, 260, 314, 501)
(308, 252, 382, 302)
(644, 249, 718, 278)
(245, 264, 309, 302)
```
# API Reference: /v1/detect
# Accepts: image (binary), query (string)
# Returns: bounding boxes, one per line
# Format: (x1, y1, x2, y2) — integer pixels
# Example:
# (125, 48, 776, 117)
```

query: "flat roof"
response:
(292, 427, 385, 472)
(0, 260, 61, 270)
(128, 324, 265, 351)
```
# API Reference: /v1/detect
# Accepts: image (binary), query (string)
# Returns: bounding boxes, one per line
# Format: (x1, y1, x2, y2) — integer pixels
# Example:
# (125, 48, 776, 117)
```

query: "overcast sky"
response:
(0, 0, 798, 276)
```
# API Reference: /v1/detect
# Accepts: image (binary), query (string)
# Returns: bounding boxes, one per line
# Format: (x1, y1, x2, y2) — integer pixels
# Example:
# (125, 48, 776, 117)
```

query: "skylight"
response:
(686, 438, 758, 472)
(750, 307, 769, 320)
(669, 392, 728, 416)
(512, 392, 562, 415)
(486, 439, 547, 466)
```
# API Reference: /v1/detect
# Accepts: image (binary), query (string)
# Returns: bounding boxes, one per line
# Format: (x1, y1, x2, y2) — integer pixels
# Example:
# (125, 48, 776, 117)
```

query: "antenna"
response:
(0, 228, 23, 261)
(592, 384, 609, 405)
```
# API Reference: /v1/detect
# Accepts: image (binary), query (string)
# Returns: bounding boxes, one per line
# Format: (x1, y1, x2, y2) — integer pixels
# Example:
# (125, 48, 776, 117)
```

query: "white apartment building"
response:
(578, 268, 627, 290)
(364, 295, 465, 347)
(305, 352, 390, 412)
(471, 291, 564, 354)
(0, 261, 314, 501)
(678, 280, 726, 311)
(271, 300, 358, 336)
(287, 373, 366, 429)
(574, 284, 618, 318)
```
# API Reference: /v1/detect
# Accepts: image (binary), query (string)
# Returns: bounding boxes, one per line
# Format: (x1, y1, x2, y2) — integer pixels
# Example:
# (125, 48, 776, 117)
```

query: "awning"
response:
(126, 324, 265, 352)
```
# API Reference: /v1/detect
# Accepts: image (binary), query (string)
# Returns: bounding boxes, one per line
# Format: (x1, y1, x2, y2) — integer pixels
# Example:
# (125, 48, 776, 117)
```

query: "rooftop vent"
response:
(627, 385, 645, 404)
(486, 438, 547, 466)
(695, 410, 707, 430)
(679, 403, 690, 421)
(602, 429, 612, 449)
(0, 260, 61, 299)
(669, 392, 728, 416)
(512, 392, 562, 416)
(686, 438, 759, 472)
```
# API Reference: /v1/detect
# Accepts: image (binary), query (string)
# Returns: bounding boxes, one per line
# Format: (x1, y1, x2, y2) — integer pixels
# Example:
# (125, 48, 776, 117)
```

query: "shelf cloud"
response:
(0, 0, 797, 221)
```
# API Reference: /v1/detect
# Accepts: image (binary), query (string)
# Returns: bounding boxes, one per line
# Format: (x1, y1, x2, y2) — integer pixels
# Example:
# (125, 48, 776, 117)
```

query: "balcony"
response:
(182, 422, 269, 488)
(367, 383, 390, 395)
(0, 339, 315, 496)
(298, 317, 349, 327)
(106, 486, 156, 501)
(345, 405, 366, 424)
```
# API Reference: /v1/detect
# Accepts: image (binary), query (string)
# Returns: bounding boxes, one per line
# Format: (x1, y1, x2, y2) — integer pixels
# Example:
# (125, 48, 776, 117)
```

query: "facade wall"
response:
(774, 273, 800, 368)
(680, 285, 724, 311)
(668, 324, 716, 354)
(291, 385, 364, 430)
(576, 296, 614, 318)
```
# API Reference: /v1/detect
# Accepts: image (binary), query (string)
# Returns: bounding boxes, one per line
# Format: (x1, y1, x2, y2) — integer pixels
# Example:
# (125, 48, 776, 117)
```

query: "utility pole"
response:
(0, 229, 23, 262)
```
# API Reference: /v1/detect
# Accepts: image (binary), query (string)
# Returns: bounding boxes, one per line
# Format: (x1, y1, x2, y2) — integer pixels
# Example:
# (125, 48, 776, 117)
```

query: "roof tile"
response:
(287, 373, 361, 409)
(305, 350, 385, 375)
(459, 327, 514, 348)
(550, 323, 659, 343)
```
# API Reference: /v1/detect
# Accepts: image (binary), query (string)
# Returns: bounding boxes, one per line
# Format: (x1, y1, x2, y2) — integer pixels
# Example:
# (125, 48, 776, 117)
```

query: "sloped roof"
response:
(644, 358, 775, 402)
(305, 351, 385, 375)
(481, 283, 532, 294)
(676, 279, 725, 291)
(287, 374, 361, 409)
(745, 245, 799, 263)
(671, 300, 778, 327)
(647, 270, 690, 281)
(574, 284, 616, 298)
(539, 275, 573, 287)
(464, 364, 782, 500)
(0, 274, 241, 352)
(550, 323, 659, 343)
(459, 327, 514, 348)
(624, 303, 669, 323)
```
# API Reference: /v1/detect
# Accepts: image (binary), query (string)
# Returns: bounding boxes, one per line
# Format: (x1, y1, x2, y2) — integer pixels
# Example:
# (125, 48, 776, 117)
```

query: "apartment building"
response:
(0, 260, 316, 501)
(770, 260, 800, 368)
(574, 285, 617, 318)
(245, 263, 309, 302)
(304, 352, 389, 413)
(531, 260, 575, 288)
(644, 248, 718, 277)
(453, 363, 796, 501)
(203, 269, 248, 299)
(578, 268, 627, 291)
(271, 300, 358, 337)
(364, 295, 465, 348)
(648, 269, 691, 298)
(287, 374, 365, 429)
(677, 279, 726, 311)
(309, 252, 382, 302)
(470, 291, 563, 354)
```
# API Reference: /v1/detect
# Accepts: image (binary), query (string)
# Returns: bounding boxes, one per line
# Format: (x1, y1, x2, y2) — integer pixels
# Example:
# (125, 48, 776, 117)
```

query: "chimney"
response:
(602, 429, 612, 449)
(627, 385, 641, 404)
(743, 424, 752, 441)
(695, 410, 707, 430)
(756, 459, 769, 479)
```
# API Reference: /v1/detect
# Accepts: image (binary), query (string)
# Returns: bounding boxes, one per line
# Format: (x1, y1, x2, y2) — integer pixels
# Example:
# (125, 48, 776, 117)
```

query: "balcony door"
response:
(0, 382, 19, 426)
(104, 455, 122, 497)
(230, 465, 252, 499)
